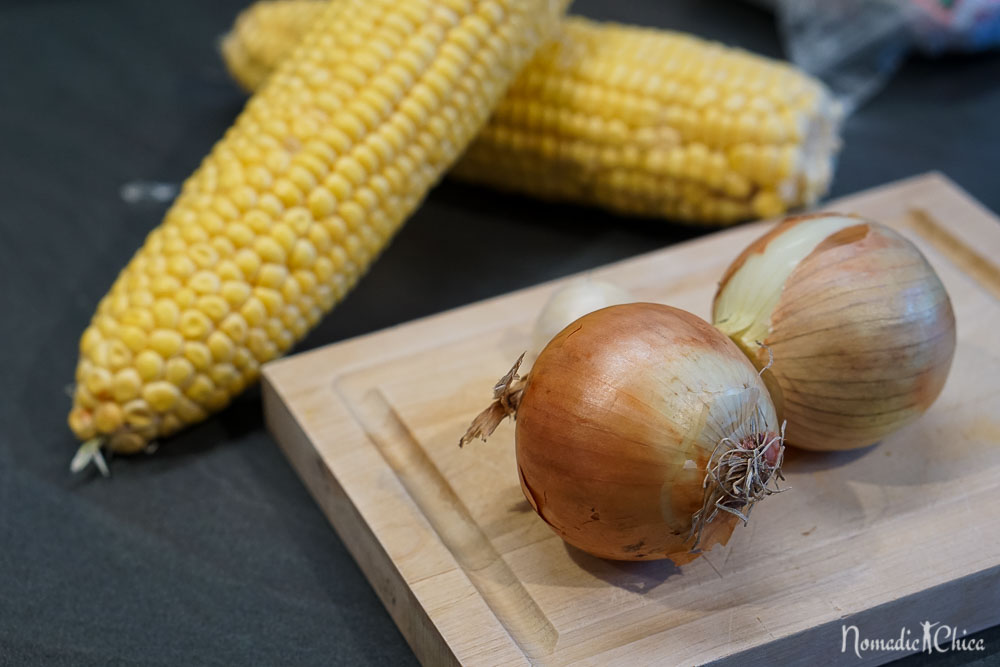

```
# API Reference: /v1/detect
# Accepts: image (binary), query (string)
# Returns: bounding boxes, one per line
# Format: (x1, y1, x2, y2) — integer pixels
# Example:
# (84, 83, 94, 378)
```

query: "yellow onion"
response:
(713, 213, 956, 451)
(462, 303, 785, 563)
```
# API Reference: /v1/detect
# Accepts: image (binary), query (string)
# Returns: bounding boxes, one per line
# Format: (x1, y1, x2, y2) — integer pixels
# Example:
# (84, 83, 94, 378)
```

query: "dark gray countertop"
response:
(1, 0, 997, 664)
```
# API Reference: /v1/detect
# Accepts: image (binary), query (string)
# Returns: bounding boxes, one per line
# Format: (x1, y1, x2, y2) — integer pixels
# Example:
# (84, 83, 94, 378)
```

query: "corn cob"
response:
(222, 1, 842, 225)
(68, 0, 567, 460)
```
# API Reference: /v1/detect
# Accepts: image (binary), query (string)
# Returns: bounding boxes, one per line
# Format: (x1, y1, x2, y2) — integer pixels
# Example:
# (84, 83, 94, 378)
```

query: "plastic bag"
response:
(759, 0, 1000, 112)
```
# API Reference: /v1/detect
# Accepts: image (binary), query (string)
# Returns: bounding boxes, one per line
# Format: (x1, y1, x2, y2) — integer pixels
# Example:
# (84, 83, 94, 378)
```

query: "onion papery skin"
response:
(713, 214, 956, 451)
(514, 302, 780, 563)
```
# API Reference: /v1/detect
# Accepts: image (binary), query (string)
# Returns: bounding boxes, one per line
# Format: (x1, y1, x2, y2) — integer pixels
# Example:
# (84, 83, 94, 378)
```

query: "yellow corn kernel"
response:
(247, 329, 276, 361)
(173, 288, 196, 309)
(752, 190, 786, 218)
(75, 360, 89, 385)
(290, 240, 317, 269)
(232, 347, 254, 370)
(152, 275, 182, 297)
(175, 396, 207, 423)
(165, 357, 196, 388)
(70, 0, 568, 454)
(88, 339, 111, 368)
(168, 255, 196, 280)
(159, 414, 184, 437)
(106, 340, 132, 371)
(207, 331, 235, 362)
(185, 375, 215, 403)
(94, 402, 124, 434)
(179, 309, 212, 340)
(134, 350, 164, 381)
(254, 287, 283, 316)
(190, 270, 221, 294)
(119, 325, 148, 353)
(112, 368, 143, 403)
(190, 243, 220, 268)
(221, 281, 251, 307)
(280, 276, 301, 303)
(184, 342, 213, 371)
(210, 363, 241, 390)
(68, 407, 96, 441)
(227, 222, 255, 248)
(204, 389, 231, 412)
(110, 431, 146, 454)
(149, 329, 184, 358)
(234, 248, 262, 280)
(254, 236, 286, 265)
(197, 295, 230, 322)
(220, 313, 249, 344)
(143, 381, 181, 413)
(308, 188, 337, 219)
(241, 359, 261, 381)
(80, 326, 102, 355)
(74, 385, 98, 410)
(216, 259, 242, 282)
(257, 263, 288, 289)
(123, 399, 155, 429)
(240, 297, 268, 328)
(84, 367, 112, 398)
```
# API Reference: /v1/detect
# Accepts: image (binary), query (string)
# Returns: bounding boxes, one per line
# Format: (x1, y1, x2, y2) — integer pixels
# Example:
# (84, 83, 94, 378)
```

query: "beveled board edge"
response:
(714, 565, 1000, 666)
(262, 380, 465, 667)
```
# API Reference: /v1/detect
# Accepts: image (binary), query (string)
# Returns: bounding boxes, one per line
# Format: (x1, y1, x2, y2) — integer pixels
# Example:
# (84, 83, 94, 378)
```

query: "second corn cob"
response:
(69, 0, 568, 458)
(223, 1, 842, 225)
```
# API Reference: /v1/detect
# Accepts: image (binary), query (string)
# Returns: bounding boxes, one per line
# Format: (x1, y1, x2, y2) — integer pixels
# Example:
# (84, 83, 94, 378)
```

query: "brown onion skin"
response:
(515, 303, 775, 563)
(715, 215, 956, 451)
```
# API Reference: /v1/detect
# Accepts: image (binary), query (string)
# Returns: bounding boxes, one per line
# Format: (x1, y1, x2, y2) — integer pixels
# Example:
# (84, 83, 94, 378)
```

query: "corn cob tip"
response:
(68, 400, 152, 475)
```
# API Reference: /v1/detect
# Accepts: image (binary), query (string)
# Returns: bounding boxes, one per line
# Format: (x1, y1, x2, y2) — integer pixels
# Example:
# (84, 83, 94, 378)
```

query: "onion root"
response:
(689, 419, 786, 552)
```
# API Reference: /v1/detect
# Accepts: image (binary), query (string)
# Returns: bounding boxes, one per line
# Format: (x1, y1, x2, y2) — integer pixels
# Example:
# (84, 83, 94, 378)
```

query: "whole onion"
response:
(713, 213, 956, 451)
(462, 303, 785, 563)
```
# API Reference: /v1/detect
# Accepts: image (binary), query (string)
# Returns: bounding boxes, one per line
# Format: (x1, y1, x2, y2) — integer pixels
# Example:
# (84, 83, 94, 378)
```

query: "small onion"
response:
(530, 277, 632, 360)
(462, 303, 785, 563)
(713, 213, 956, 451)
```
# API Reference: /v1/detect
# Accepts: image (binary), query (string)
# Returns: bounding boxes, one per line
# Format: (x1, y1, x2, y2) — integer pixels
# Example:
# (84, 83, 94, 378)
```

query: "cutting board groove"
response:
(263, 173, 1000, 666)
(340, 381, 559, 658)
(908, 208, 1000, 298)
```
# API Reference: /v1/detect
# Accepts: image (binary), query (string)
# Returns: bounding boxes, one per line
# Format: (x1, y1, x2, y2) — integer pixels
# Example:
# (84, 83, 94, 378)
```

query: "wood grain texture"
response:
(262, 173, 1000, 665)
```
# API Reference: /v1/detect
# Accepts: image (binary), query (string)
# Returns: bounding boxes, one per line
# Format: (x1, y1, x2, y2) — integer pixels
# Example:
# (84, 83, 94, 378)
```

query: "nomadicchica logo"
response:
(841, 622, 986, 659)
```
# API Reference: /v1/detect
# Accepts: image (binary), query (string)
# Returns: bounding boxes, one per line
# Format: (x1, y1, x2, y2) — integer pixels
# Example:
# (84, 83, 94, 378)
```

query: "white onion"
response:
(530, 276, 632, 359)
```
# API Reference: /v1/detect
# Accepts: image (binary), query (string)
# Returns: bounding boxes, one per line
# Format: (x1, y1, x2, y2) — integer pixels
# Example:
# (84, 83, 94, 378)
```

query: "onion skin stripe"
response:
(784, 386, 936, 403)
(778, 356, 954, 385)
(783, 414, 916, 440)
(783, 397, 922, 421)
(774, 256, 924, 311)
(773, 327, 955, 361)
(767, 306, 946, 346)
(773, 272, 935, 323)
(775, 289, 946, 331)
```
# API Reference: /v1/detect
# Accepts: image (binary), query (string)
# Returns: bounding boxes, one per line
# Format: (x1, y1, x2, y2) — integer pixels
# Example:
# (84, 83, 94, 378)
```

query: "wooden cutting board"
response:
(262, 173, 1000, 666)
